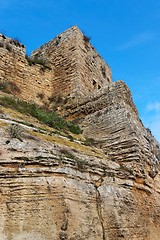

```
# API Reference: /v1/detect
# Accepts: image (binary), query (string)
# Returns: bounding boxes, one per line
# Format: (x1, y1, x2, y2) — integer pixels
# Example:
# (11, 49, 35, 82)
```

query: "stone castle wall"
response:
(33, 27, 80, 98)
(1, 29, 160, 240)
(33, 26, 112, 98)
(0, 26, 112, 104)
(76, 28, 112, 96)
(0, 46, 54, 105)
(0, 33, 26, 56)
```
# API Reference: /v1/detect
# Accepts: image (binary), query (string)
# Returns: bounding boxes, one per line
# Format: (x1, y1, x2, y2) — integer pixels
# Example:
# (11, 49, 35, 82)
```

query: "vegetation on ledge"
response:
(25, 54, 51, 70)
(0, 96, 82, 134)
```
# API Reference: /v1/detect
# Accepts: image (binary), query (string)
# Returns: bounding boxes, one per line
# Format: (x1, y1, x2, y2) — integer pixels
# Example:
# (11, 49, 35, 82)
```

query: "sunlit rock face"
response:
(0, 79, 160, 240)
(0, 26, 160, 240)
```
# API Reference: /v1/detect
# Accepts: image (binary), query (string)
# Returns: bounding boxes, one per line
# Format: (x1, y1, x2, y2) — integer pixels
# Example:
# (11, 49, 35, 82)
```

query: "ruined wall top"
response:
(32, 26, 112, 98)
(0, 34, 26, 56)
(0, 26, 112, 102)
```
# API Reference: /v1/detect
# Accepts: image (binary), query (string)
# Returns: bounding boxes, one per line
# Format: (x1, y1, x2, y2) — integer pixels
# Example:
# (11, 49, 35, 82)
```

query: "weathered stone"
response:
(0, 26, 160, 240)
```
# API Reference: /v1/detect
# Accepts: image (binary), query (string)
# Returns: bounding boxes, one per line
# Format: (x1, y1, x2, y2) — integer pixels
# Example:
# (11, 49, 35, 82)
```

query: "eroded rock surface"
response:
(0, 80, 160, 240)
(0, 26, 160, 240)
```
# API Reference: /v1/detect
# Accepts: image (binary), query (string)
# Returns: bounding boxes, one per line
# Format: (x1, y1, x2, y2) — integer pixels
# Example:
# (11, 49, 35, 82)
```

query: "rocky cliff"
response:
(0, 80, 160, 240)
(0, 27, 160, 240)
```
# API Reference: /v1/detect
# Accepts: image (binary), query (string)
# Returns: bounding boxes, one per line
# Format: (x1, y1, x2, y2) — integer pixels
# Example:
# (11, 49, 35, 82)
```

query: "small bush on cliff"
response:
(10, 38, 22, 47)
(0, 81, 21, 94)
(7, 124, 24, 141)
(0, 96, 82, 134)
(83, 33, 91, 50)
(83, 137, 97, 146)
(76, 159, 86, 169)
(37, 93, 44, 100)
(0, 81, 9, 93)
(59, 148, 76, 159)
(25, 54, 51, 70)
(83, 34, 91, 43)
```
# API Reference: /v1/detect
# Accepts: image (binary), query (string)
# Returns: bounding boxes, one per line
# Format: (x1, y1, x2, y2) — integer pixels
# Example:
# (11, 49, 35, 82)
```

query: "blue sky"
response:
(0, 0, 160, 141)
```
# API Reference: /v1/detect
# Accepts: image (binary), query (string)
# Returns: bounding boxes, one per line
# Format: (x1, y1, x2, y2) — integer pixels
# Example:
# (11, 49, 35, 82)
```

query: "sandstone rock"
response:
(0, 26, 160, 240)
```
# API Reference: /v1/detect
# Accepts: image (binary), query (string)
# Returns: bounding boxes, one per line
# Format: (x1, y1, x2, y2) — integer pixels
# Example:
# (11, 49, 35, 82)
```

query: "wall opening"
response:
(92, 79, 97, 86)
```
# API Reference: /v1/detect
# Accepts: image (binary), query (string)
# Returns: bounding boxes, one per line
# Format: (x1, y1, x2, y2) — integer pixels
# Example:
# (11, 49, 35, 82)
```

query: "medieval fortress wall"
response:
(0, 26, 112, 104)
(32, 26, 112, 98)
(0, 34, 53, 104)
(1, 28, 160, 240)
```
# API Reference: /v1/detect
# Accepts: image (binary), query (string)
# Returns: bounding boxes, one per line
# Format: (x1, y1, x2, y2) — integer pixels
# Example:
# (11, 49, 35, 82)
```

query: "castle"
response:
(0, 26, 160, 240)
(0, 26, 112, 104)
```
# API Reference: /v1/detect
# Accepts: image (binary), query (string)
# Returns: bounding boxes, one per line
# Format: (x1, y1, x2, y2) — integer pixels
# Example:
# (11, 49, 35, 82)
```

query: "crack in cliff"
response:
(94, 185, 106, 240)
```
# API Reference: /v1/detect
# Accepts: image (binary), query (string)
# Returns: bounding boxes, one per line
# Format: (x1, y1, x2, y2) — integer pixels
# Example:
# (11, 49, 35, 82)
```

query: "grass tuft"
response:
(0, 96, 82, 134)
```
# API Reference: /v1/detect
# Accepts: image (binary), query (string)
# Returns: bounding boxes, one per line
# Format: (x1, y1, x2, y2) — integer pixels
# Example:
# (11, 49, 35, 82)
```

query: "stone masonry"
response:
(0, 34, 53, 105)
(0, 27, 160, 240)
(33, 26, 112, 98)
(0, 26, 112, 104)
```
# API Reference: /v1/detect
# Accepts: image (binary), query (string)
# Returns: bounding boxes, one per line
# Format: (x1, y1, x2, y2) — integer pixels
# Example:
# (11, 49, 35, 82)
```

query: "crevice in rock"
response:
(94, 185, 106, 240)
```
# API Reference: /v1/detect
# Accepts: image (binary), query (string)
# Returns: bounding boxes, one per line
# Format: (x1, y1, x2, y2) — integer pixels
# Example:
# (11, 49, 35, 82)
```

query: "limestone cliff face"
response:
(0, 27, 160, 240)
(0, 79, 160, 240)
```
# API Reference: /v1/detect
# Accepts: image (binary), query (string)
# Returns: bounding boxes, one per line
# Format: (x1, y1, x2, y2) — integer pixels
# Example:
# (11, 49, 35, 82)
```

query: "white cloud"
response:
(118, 32, 156, 50)
(147, 102, 160, 112)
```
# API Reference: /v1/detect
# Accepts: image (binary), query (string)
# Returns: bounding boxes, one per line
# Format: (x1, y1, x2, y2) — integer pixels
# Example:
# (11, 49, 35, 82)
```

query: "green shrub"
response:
(59, 148, 75, 159)
(25, 54, 51, 70)
(0, 81, 20, 94)
(0, 96, 81, 134)
(83, 137, 96, 146)
(7, 124, 24, 140)
(66, 121, 82, 134)
(0, 81, 10, 93)
(76, 159, 86, 169)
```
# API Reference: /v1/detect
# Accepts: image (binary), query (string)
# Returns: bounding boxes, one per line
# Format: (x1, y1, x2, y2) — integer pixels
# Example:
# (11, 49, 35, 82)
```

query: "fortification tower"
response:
(0, 26, 112, 104)
(32, 26, 112, 98)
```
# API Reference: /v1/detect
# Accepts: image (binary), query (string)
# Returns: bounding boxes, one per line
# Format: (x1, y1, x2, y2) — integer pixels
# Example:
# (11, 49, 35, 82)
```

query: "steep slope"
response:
(0, 81, 160, 240)
(1, 26, 160, 240)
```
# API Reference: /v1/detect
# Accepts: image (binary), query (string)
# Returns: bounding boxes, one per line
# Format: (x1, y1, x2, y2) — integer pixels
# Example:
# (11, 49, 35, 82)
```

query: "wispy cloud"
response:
(147, 102, 160, 112)
(118, 32, 156, 51)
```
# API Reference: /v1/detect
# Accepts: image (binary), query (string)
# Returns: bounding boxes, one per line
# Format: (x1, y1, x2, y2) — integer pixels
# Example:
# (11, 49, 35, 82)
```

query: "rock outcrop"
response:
(0, 26, 160, 240)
